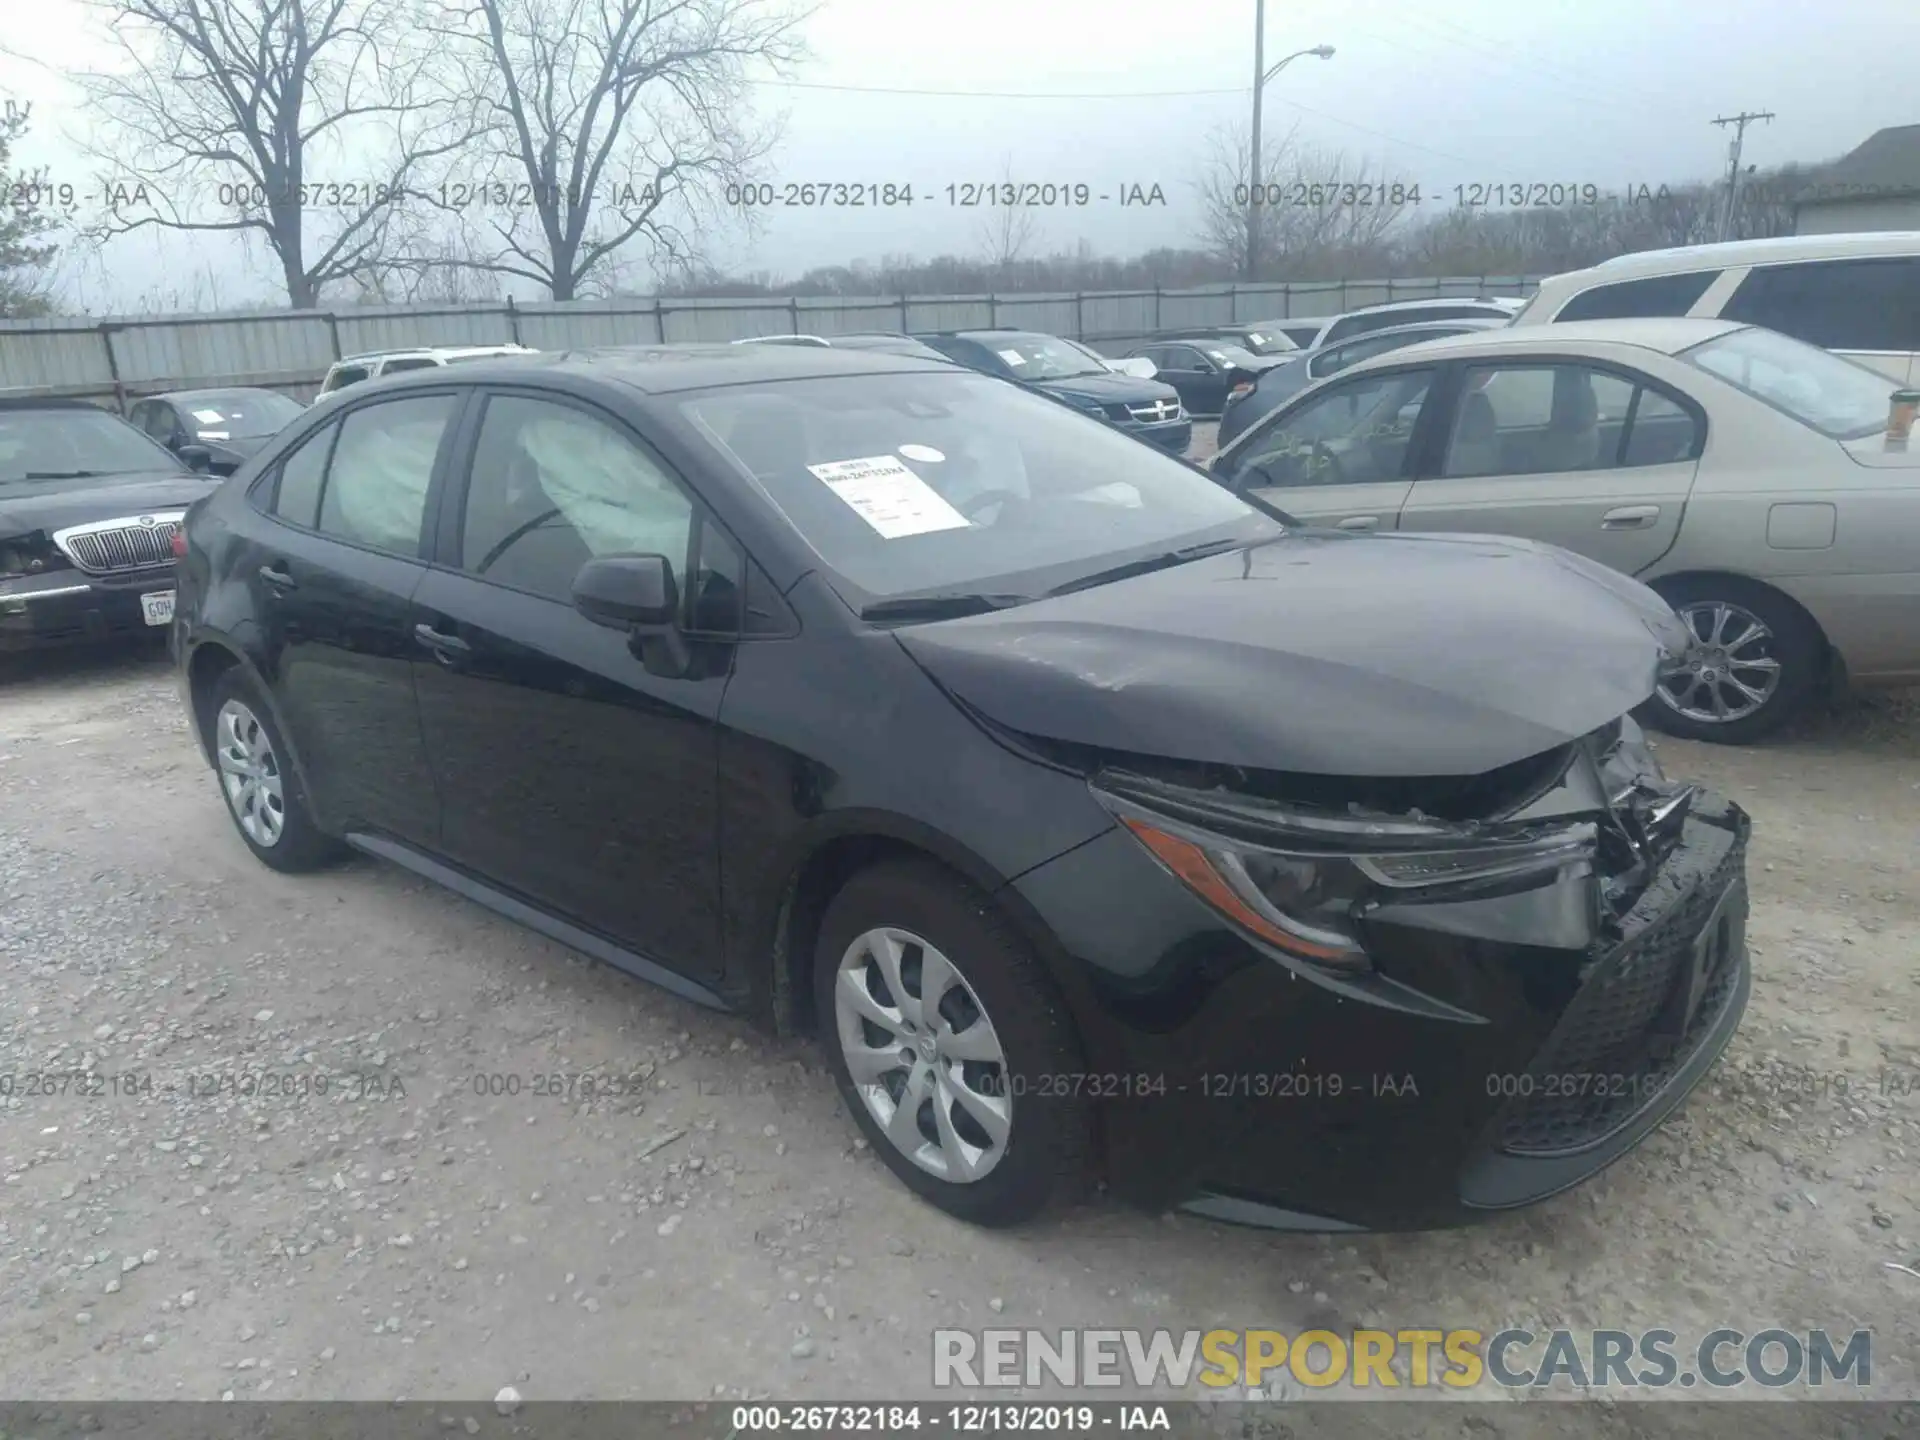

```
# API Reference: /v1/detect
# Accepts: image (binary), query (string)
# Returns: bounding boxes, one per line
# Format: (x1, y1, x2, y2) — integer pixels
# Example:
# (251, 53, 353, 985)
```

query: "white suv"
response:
(1510, 232, 1920, 382)
(317, 344, 539, 396)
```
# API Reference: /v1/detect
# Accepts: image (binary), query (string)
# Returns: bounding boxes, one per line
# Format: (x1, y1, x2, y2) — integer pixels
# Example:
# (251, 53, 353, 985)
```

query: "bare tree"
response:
(0, 102, 64, 315)
(425, 0, 809, 302)
(1194, 122, 1414, 281)
(76, 0, 478, 308)
(976, 154, 1037, 277)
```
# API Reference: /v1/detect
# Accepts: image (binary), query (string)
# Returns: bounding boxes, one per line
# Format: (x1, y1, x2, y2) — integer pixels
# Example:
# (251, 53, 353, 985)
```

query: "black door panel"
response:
(410, 568, 729, 982)
(245, 526, 438, 843)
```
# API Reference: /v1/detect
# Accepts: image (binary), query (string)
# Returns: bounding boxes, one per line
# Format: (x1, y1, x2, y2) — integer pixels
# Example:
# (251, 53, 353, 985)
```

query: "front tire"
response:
(205, 669, 343, 872)
(814, 860, 1092, 1226)
(1642, 577, 1823, 744)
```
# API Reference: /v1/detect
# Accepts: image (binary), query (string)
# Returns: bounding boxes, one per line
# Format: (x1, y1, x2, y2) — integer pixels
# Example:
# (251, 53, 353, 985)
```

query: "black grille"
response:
(1495, 822, 1747, 1156)
(62, 521, 179, 574)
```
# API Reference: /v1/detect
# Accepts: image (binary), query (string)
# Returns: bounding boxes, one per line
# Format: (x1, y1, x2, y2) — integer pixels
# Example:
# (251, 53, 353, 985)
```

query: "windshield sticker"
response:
(807, 455, 972, 539)
(996, 349, 1027, 367)
(898, 443, 945, 463)
(191, 409, 225, 424)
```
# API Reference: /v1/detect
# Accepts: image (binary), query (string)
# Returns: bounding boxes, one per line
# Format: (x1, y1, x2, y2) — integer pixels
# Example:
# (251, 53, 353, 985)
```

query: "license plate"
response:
(141, 590, 176, 626)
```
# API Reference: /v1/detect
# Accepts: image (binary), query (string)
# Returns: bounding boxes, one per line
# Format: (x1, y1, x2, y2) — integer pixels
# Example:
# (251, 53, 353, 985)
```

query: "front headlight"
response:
(1099, 783, 1597, 974)
(0, 531, 69, 579)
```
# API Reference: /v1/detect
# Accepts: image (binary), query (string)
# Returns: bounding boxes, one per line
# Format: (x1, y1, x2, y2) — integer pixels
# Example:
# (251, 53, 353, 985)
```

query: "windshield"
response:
(176, 391, 304, 437)
(1684, 327, 1898, 440)
(1238, 330, 1295, 356)
(677, 370, 1267, 604)
(0, 407, 183, 486)
(1198, 343, 1261, 369)
(979, 334, 1108, 381)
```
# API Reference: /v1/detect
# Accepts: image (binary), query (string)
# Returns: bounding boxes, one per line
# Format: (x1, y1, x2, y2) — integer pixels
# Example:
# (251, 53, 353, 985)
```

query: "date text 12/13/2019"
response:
(725, 181, 1169, 208)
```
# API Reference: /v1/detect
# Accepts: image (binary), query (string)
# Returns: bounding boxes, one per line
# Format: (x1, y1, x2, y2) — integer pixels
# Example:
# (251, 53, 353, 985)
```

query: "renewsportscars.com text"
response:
(932, 1327, 1873, 1392)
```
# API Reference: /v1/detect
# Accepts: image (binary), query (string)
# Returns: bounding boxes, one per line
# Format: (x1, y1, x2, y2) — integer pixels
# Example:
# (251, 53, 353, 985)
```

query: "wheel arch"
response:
(1644, 568, 1837, 672)
(183, 636, 329, 803)
(755, 811, 1077, 1043)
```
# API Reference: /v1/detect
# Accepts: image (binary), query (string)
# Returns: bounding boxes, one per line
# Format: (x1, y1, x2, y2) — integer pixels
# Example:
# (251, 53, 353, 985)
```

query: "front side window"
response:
(459, 395, 694, 604)
(679, 369, 1263, 603)
(326, 366, 371, 392)
(1227, 369, 1434, 489)
(1719, 257, 1920, 353)
(316, 394, 457, 556)
(1684, 326, 1900, 440)
(381, 358, 441, 376)
(0, 406, 183, 489)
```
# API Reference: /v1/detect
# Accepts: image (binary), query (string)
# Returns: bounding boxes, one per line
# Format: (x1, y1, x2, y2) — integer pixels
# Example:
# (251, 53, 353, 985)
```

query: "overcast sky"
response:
(3, 0, 1916, 312)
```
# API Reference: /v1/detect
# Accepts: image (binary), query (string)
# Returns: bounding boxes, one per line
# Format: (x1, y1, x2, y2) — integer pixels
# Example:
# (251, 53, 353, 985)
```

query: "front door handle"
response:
(258, 563, 297, 590)
(413, 623, 472, 658)
(1336, 515, 1380, 531)
(1601, 504, 1660, 530)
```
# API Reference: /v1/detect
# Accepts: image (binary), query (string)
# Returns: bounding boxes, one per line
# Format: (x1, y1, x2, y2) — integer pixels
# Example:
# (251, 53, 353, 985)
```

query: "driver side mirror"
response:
(177, 444, 213, 472)
(572, 553, 690, 677)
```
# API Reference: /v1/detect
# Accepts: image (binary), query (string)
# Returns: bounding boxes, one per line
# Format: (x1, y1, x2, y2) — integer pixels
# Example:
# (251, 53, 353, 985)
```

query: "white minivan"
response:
(1511, 232, 1920, 383)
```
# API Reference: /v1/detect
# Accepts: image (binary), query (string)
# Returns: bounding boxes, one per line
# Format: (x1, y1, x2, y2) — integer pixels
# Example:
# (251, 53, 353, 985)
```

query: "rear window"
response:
(1684, 327, 1899, 441)
(1554, 271, 1720, 322)
(1323, 305, 1506, 346)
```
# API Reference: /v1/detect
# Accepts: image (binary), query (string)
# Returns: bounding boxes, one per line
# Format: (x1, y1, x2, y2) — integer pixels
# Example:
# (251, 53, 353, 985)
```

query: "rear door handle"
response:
(413, 623, 471, 657)
(258, 563, 297, 590)
(1336, 515, 1380, 531)
(1601, 505, 1660, 530)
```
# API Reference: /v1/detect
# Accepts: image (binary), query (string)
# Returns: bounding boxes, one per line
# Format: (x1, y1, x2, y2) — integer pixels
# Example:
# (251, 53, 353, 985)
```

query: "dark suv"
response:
(173, 344, 1749, 1233)
(911, 330, 1191, 453)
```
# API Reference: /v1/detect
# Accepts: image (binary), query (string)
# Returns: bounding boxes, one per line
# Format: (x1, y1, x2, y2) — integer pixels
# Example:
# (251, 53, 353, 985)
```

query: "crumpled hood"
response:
(0, 473, 222, 538)
(896, 529, 1692, 778)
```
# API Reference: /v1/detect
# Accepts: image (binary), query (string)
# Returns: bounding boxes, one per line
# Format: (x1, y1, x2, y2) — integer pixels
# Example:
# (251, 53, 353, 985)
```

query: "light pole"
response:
(1246, 7, 1334, 280)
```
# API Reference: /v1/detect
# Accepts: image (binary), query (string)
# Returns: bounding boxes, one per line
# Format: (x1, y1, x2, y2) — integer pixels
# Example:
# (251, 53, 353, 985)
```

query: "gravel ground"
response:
(1, 634, 1917, 1420)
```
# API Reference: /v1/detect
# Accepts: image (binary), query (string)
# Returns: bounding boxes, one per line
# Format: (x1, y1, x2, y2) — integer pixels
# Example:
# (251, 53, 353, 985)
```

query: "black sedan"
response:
(1, 399, 220, 652)
(1149, 323, 1299, 358)
(129, 388, 307, 475)
(173, 345, 1750, 1231)
(1217, 318, 1509, 446)
(1124, 338, 1287, 418)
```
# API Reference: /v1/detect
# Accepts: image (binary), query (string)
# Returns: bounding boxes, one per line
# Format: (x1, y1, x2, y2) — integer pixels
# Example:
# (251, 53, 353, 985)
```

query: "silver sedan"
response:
(1206, 317, 1920, 742)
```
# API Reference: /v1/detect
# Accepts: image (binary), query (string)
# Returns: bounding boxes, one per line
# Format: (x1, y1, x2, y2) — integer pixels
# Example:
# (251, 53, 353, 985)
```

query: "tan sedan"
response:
(1207, 317, 1920, 742)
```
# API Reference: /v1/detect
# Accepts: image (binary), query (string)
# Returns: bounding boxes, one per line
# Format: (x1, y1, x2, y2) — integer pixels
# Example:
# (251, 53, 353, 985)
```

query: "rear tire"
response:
(814, 860, 1092, 1226)
(205, 669, 344, 872)
(1641, 576, 1823, 744)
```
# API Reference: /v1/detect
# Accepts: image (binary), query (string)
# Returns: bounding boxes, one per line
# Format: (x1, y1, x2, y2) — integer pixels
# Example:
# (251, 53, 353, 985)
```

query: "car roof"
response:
(1330, 297, 1519, 320)
(1566, 230, 1920, 281)
(150, 386, 289, 401)
(335, 344, 534, 364)
(1343, 316, 1749, 368)
(363, 341, 953, 396)
(0, 397, 112, 412)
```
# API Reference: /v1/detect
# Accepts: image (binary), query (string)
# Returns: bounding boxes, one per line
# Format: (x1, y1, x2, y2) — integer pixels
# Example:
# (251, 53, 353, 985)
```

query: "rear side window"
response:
(1719, 258, 1920, 353)
(316, 395, 458, 556)
(270, 423, 338, 529)
(1554, 271, 1719, 322)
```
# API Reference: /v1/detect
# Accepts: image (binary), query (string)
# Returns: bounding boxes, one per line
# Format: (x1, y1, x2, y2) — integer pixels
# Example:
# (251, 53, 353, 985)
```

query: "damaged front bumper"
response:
(1009, 719, 1752, 1231)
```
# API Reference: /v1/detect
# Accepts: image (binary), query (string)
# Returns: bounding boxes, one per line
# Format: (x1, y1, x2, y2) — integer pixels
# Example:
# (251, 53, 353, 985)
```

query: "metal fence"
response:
(0, 274, 1538, 411)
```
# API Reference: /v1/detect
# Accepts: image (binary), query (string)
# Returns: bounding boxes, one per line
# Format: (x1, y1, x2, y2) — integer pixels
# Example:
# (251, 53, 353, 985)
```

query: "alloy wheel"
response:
(1656, 600, 1782, 725)
(832, 926, 1012, 1182)
(215, 698, 286, 847)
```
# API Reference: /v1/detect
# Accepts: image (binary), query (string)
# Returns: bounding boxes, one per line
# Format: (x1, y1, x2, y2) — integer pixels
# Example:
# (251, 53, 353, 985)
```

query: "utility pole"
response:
(1244, 11, 1334, 281)
(1712, 111, 1774, 241)
(1247, 0, 1265, 282)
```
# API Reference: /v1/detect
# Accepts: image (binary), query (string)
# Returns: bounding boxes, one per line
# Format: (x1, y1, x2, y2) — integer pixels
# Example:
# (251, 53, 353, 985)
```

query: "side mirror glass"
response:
(178, 444, 213, 472)
(573, 553, 678, 629)
(573, 553, 691, 677)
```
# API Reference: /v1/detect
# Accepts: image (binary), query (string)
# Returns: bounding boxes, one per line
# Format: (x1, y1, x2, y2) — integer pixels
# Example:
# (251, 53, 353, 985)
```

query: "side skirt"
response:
(344, 831, 732, 1014)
